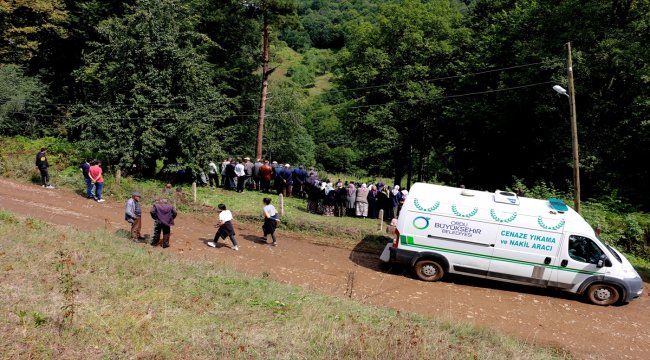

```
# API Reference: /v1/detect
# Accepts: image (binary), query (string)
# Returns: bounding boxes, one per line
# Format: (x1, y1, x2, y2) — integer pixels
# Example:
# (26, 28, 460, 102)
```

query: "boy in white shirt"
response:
(208, 204, 239, 250)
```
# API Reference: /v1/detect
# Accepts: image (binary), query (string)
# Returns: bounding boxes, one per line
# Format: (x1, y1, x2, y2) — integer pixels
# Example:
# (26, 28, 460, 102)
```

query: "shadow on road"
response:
(349, 237, 589, 304)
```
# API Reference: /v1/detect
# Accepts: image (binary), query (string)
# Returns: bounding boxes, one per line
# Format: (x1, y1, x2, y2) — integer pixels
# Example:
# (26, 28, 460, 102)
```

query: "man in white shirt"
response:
(208, 161, 219, 187)
(234, 160, 246, 193)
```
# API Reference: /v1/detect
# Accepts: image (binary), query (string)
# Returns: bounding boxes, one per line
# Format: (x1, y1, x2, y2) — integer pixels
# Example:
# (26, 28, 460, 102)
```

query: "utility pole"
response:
(566, 42, 580, 213)
(255, 13, 270, 161)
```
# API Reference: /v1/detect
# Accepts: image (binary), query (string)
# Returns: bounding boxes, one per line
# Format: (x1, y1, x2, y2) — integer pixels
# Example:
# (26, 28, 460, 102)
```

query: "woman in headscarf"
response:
(355, 183, 369, 218)
(377, 182, 390, 220)
(345, 183, 357, 217)
(334, 182, 346, 217)
(390, 185, 403, 219)
(367, 184, 378, 219)
(322, 183, 336, 216)
(399, 189, 409, 216)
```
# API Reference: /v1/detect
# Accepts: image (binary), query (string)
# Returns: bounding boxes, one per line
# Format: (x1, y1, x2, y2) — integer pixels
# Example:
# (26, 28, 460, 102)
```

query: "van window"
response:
(568, 235, 604, 264)
(605, 244, 623, 263)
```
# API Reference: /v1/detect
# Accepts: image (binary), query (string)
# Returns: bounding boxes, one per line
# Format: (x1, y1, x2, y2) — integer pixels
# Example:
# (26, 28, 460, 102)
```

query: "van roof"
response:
(408, 183, 594, 236)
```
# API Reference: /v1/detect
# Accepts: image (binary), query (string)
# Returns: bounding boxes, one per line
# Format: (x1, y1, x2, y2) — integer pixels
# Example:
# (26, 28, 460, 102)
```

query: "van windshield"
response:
(605, 244, 623, 263)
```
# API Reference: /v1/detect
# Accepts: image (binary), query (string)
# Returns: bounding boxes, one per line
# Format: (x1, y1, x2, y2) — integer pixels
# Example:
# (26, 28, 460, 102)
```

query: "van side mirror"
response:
(605, 258, 612, 267)
(597, 254, 611, 268)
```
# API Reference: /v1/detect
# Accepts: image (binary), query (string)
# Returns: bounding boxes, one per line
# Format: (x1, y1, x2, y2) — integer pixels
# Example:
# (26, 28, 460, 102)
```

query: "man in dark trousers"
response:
(150, 198, 177, 248)
(79, 158, 93, 198)
(35, 147, 54, 188)
(125, 192, 144, 241)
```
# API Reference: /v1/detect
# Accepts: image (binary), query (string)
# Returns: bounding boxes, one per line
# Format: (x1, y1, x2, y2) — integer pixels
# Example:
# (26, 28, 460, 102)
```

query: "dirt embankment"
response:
(1, 177, 649, 360)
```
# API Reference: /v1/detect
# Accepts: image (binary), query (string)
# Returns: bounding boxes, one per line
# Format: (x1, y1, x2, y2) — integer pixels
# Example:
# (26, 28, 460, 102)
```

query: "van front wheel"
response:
(586, 283, 620, 306)
(414, 259, 444, 282)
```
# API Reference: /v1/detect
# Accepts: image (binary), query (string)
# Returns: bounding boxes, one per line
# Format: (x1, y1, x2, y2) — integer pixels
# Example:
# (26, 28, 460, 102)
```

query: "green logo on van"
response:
(413, 216, 430, 230)
(452, 205, 478, 218)
(414, 199, 440, 212)
(490, 209, 517, 223)
(537, 216, 565, 230)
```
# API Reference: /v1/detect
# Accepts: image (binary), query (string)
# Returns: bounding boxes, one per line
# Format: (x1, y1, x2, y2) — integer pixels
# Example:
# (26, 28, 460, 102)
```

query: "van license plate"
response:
(379, 243, 391, 262)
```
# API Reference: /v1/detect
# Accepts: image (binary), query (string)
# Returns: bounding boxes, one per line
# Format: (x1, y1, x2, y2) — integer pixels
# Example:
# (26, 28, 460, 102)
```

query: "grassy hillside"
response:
(1, 135, 648, 279)
(0, 210, 569, 359)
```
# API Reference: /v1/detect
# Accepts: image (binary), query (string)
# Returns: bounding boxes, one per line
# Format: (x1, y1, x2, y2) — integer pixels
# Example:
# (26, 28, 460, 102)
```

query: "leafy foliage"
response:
(0, 65, 49, 136)
(68, 0, 231, 176)
(0, 0, 68, 65)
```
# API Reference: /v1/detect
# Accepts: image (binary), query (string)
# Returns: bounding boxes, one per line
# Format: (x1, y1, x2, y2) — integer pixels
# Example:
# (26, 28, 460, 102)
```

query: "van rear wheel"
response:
(414, 259, 444, 282)
(586, 283, 620, 306)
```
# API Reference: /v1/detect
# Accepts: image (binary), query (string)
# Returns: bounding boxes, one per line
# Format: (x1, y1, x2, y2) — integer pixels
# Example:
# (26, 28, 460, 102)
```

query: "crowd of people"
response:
(35, 147, 403, 251)
(305, 182, 407, 220)
(200, 157, 409, 220)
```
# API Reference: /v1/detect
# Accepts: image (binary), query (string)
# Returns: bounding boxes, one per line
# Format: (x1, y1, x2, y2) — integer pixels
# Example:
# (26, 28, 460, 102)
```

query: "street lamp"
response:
(553, 81, 580, 213)
(549, 42, 581, 213)
(553, 85, 568, 97)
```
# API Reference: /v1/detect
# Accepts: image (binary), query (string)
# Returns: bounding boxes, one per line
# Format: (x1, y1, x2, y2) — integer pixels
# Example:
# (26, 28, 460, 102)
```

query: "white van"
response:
(380, 183, 644, 306)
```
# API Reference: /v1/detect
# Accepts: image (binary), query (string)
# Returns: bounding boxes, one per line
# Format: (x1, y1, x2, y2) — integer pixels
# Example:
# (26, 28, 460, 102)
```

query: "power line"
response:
(11, 80, 554, 120)
(265, 80, 555, 117)
(14, 60, 555, 109)
(324, 61, 553, 95)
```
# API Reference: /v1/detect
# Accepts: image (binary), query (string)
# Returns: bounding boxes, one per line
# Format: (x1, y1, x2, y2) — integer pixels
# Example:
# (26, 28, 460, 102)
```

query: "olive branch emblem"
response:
(537, 216, 565, 230)
(414, 199, 440, 212)
(490, 209, 517, 223)
(451, 205, 478, 218)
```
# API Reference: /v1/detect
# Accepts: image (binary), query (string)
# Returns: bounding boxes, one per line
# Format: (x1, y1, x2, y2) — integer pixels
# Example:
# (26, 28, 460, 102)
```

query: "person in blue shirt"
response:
(79, 158, 93, 198)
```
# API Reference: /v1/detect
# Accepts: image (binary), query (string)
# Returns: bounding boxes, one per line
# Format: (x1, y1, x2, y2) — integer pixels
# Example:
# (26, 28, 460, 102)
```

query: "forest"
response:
(1, 0, 649, 209)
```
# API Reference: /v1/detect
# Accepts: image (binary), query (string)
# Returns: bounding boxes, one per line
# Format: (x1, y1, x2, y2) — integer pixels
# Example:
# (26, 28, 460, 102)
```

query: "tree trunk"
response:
(255, 14, 270, 161)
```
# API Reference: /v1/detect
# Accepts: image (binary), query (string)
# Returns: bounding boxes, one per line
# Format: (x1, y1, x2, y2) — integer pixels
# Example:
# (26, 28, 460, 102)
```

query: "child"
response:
(261, 197, 279, 246)
(208, 204, 239, 251)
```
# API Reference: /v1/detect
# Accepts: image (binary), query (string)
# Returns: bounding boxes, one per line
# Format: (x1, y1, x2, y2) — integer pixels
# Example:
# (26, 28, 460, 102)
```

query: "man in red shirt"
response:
(259, 160, 273, 193)
(88, 160, 105, 203)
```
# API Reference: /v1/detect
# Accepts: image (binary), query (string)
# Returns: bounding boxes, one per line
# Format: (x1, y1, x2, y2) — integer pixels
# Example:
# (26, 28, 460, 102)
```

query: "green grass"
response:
(0, 213, 570, 359)
(1, 135, 648, 275)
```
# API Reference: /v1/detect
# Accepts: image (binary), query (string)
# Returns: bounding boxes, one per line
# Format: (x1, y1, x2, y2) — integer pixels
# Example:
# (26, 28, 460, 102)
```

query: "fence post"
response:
(378, 209, 384, 231)
(192, 182, 197, 203)
(279, 193, 285, 216)
(115, 169, 121, 186)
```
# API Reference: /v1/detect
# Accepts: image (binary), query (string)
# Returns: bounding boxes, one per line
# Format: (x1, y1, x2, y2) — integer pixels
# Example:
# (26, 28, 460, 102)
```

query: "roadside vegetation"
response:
(1, 135, 649, 280)
(0, 211, 570, 359)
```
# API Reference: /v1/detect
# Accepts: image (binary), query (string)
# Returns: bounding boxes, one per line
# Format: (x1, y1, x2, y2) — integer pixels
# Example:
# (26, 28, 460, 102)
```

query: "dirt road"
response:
(1, 178, 649, 359)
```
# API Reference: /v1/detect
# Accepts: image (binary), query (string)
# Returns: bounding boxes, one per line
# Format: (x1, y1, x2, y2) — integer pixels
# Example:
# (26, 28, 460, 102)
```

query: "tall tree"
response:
(0, 0, 68, 67)
(68, 0, 231, 177)
(0, 64, 48, 136)
(460, 0, 650, 207)
(335, 0, 470, 184)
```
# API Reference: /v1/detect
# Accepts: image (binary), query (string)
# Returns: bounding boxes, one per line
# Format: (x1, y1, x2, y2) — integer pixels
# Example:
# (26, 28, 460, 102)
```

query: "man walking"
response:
(125, 192, 144, 241)
(150, 198, 177, 248)
(80, 158, 93, 198)
(35, 147, 54, 188)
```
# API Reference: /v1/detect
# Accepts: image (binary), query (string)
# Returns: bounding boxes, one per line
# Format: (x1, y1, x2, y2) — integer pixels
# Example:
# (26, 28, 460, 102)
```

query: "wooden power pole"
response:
(566, 42, 580, 213)
(255, 14, 270, 161)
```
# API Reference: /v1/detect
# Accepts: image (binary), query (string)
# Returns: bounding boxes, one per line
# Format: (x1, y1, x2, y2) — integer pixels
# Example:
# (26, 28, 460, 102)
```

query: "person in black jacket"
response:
(35, 147, 53, 188)
(150, 198, 177, 248)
